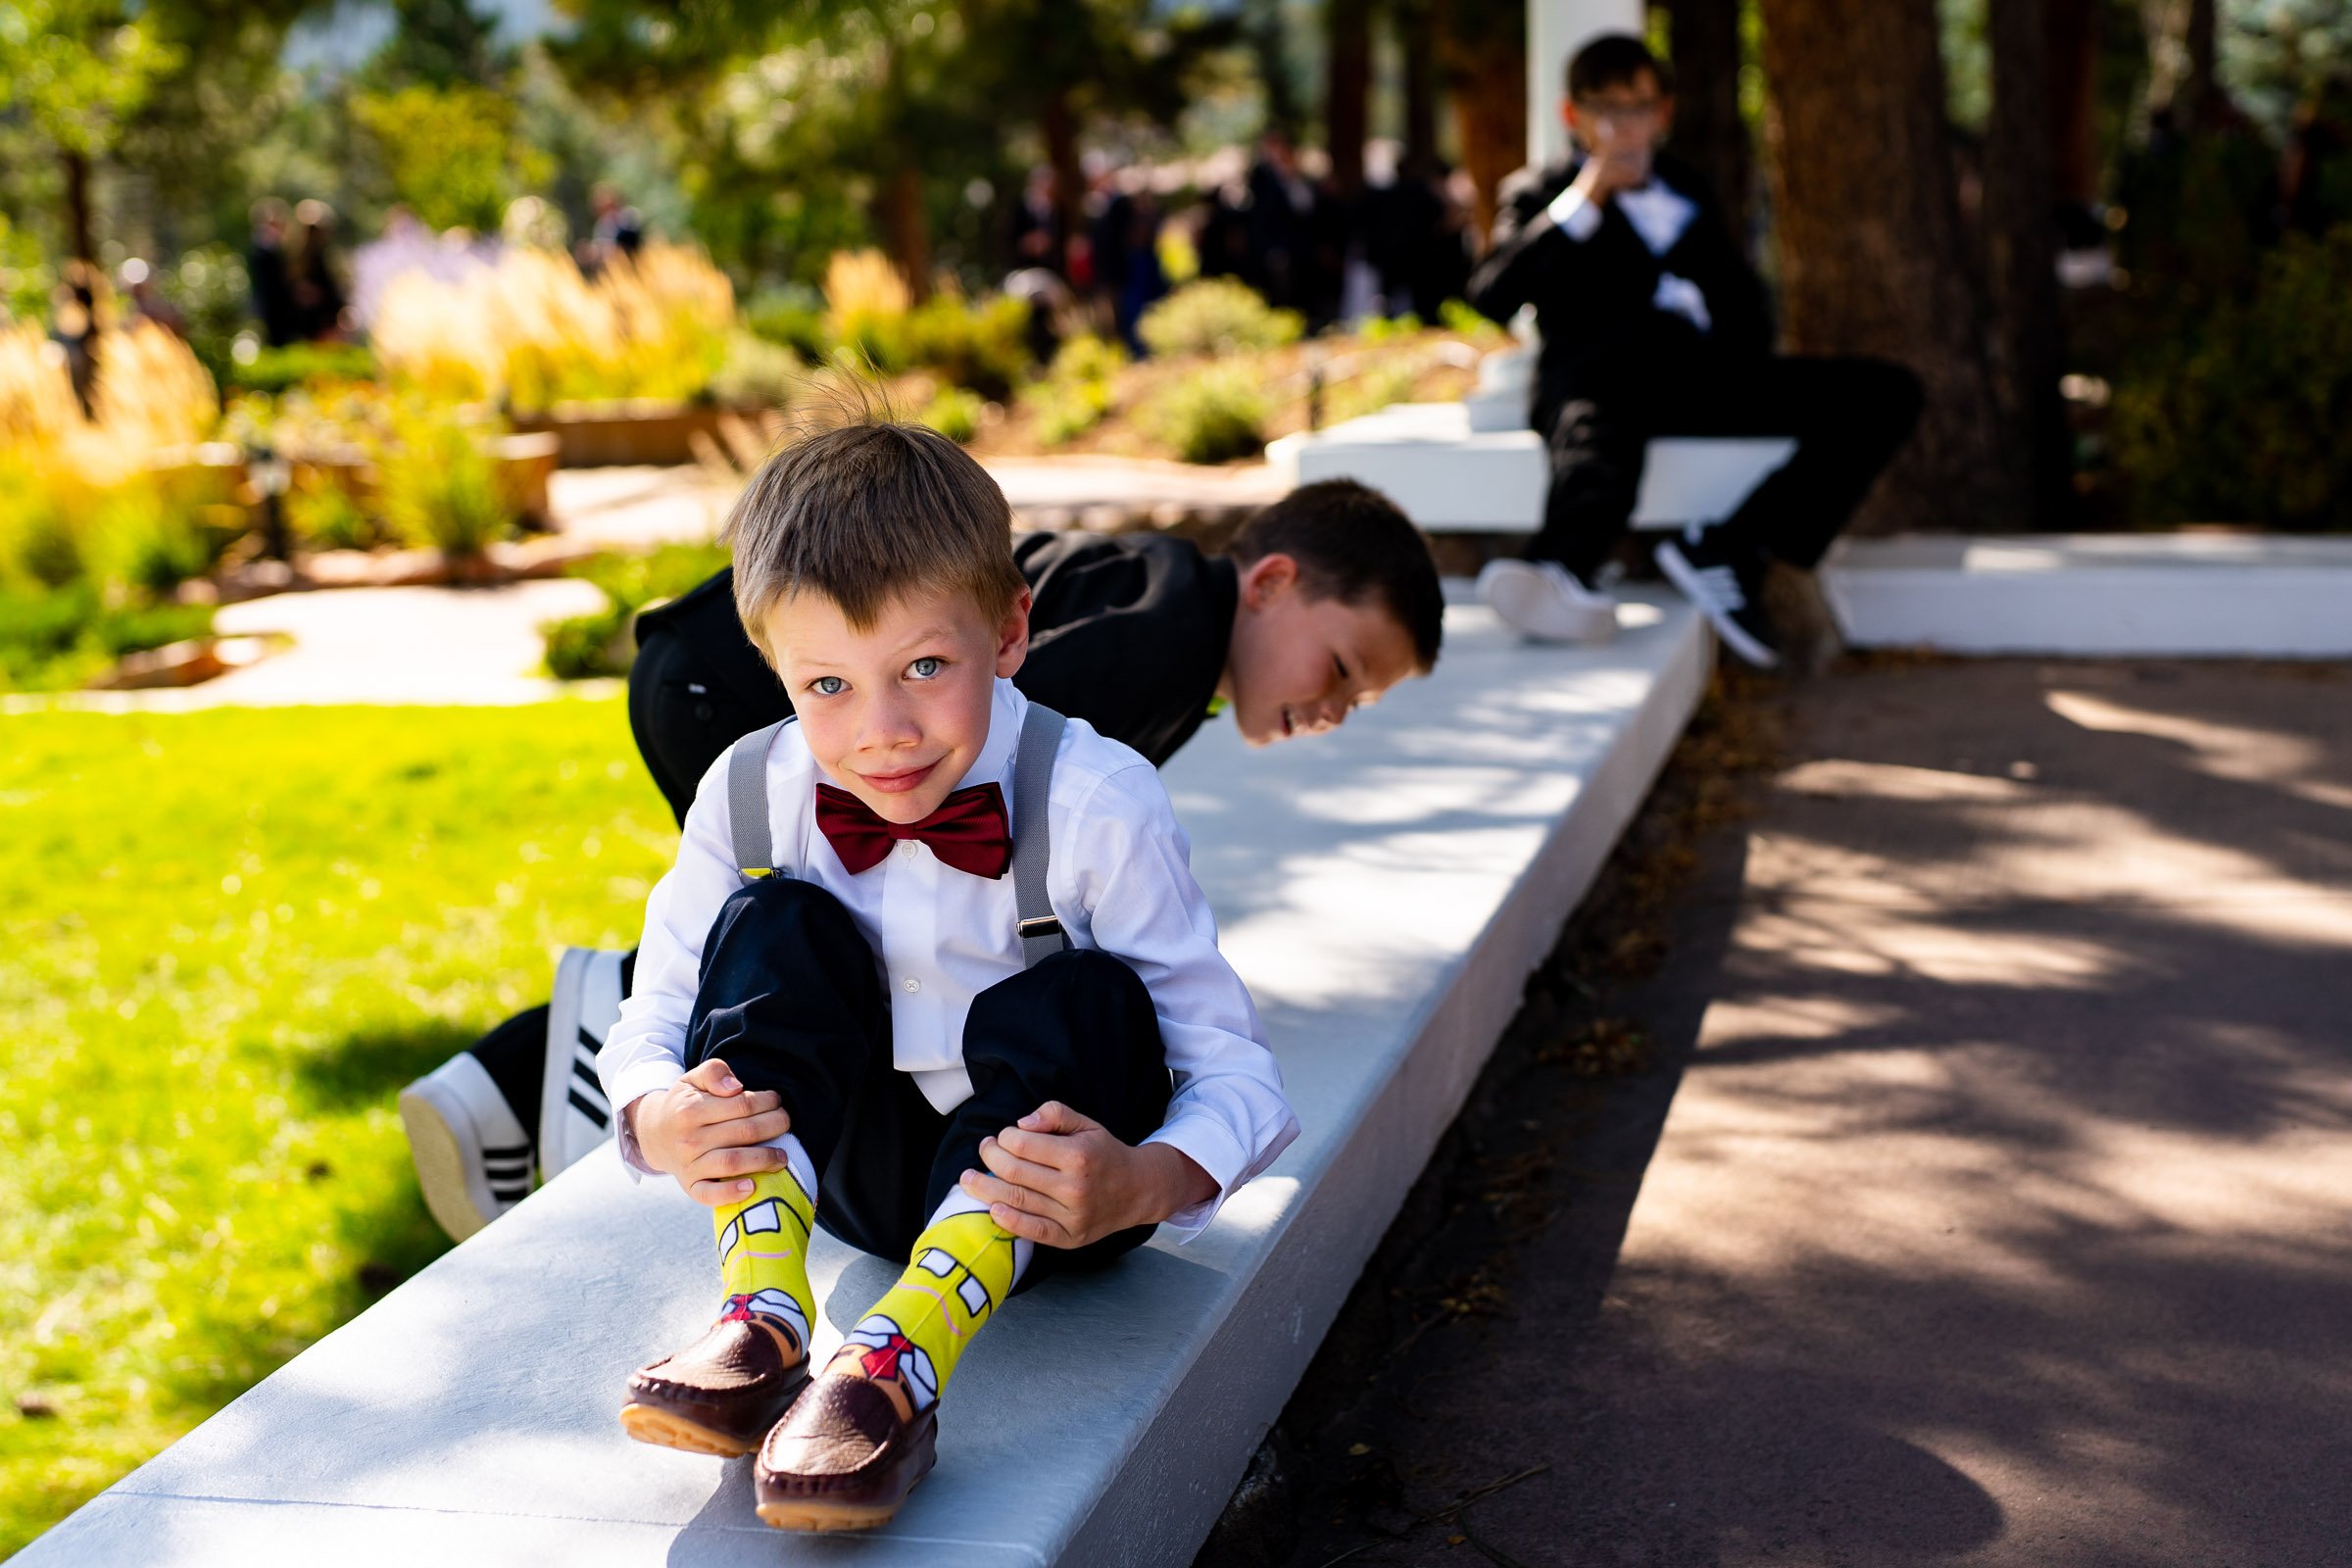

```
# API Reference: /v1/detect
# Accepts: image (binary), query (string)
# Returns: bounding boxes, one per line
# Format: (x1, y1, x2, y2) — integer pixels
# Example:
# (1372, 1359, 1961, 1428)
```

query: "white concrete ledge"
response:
(1824, 533, 2352, 658)
(1268, 402, 1791, 532)
(20, 591, 1713, 1568)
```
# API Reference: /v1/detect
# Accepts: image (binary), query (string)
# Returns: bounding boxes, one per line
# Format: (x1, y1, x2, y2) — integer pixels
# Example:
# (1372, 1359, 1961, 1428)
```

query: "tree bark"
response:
(1435, 0, 1528, 242)
(1398, 0, 1441, 174)
(63, 148, 97, 267)
(1041, 81, 1085, 280)
(1662, 0, 1752, 242)
(2045, 0, 2100, 207)
(1759, 0, 2020, 532)
(878, 161, 932, 305)
(1984, 0, 2069, 524)
(1326, 0, 1373, 197)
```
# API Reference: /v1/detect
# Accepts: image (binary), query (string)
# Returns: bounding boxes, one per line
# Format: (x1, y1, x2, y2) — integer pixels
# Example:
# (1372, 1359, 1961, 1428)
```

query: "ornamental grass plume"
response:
(0, 319, 218, 484)
(371, 241, 736, 413)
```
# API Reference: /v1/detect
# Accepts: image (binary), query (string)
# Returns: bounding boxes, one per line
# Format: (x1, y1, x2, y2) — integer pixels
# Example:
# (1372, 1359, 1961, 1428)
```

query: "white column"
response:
(1527, 0, 1645, 169)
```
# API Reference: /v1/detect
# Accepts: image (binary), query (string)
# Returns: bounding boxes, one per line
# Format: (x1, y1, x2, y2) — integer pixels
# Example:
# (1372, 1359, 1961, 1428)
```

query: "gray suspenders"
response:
(725, 704, 1071, 967)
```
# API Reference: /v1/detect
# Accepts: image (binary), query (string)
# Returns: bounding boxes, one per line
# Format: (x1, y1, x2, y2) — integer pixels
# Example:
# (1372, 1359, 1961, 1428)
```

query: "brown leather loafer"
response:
(619, 1316, 808, 1457)
(754, 1373, 939, 1532)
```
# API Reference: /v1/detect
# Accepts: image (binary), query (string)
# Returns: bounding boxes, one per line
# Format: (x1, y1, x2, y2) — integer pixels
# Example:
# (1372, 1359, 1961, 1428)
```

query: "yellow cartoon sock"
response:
(828, 1204, 1021, 1412)
(712, 1155, 816, 1358)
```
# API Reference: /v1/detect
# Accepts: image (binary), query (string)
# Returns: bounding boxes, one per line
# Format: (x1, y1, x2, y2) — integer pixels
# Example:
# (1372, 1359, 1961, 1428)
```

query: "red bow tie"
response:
(814, 781, 1012, 879)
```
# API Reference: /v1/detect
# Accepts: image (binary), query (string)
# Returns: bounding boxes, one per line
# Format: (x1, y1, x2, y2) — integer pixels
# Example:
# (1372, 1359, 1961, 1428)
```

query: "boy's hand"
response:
(959, 1102, 1219, 1248)
(629, 1057, 796, 1206)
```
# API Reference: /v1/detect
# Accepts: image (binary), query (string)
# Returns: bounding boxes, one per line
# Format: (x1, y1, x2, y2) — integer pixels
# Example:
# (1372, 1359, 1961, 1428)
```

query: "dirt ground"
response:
(1222, 656, 2352, 1568)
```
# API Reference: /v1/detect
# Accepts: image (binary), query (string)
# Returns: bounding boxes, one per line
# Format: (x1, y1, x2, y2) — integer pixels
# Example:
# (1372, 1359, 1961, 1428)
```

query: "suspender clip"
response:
(1016, 915, 1062, 941)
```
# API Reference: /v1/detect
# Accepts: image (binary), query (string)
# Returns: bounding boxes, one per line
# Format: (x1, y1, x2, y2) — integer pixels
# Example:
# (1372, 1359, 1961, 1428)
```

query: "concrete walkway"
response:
(1268, 658, 2352, 1568)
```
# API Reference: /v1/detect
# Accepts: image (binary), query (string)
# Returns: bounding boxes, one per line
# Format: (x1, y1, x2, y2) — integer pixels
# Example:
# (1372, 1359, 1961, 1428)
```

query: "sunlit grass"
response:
(0, 699, 674, 1557)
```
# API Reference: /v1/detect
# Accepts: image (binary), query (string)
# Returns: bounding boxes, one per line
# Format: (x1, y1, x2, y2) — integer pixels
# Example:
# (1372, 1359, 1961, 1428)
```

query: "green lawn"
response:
(0, 699, 676, 1558)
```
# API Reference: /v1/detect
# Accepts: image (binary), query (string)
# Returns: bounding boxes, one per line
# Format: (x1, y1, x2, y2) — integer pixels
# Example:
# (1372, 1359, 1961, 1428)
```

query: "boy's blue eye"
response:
(811, 675, 846, 697)
(907, 657, 943, 680)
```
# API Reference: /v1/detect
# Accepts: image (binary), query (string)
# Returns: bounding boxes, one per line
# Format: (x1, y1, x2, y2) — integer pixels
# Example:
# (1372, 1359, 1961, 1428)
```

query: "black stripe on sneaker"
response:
(488, 1185, 529, 1201)
(566, 1087, 612, 1129)
(481, 1142, 531, 1158)
(578, 1024, 604, 1054)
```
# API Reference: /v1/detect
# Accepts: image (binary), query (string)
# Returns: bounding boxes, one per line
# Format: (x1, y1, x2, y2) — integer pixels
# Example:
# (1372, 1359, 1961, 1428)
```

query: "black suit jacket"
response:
(1465, 151, 1770, 411)
(627, 533, 1239, 820)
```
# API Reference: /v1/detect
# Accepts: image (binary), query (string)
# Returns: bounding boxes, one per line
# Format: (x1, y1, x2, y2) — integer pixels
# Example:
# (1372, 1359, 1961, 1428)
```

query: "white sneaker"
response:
(541, 947, 626, 1181)
(1477, 559, 1620, 644)
(398, 1054, 532, 1243)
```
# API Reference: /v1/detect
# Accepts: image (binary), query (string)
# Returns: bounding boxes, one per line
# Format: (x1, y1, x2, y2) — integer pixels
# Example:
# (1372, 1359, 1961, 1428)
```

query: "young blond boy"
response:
(598, 417, 1297, 1531)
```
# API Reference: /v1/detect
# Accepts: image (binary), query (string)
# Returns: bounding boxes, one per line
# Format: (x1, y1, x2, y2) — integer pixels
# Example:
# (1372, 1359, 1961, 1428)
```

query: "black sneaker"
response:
(1652, 528, 1782, 669)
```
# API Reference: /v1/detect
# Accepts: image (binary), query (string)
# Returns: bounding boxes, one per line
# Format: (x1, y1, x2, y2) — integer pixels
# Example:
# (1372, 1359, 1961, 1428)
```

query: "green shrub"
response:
(710, 332, 802, 411)
(1324, 357, 1419, 424)
(377, 409, 514, 559)
(1144, 366, 1270, 463)
(1021, 334, 1125, 447)
(285, 472, 379, 553)
(0, 581, 215, 691)
(1353, 313, 1422, 346)
(542, 541, 732, 679)
(96, 486, 213, 596)
(1437, 298, 1505, 340)
(744, 286, 834, 360)
(902, 294, 1033, 399)
(920, 386, 985, 445)
(1048, 333, 1128, 385)
(1139, 279, 1302, 358)
(226, 343, 379, 396)
(2108, 226, 2352, 529)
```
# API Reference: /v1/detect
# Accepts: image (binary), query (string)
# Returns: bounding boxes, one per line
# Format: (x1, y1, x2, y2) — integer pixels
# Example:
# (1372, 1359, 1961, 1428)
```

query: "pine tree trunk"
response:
(1662, 0, 1752, 242)
(879, 162, 932, 304)
(1759, 0, 2020, 531)
(1042, 83, 1085, 280)
(1984, 0, 2069, 522)
(1399, 0, 1442, 172)
(1436, 0, 1528, 243)
(2046, 0, 2101, 206)
(1326, 0, 1373, 197)
(63, 149, 97, 267)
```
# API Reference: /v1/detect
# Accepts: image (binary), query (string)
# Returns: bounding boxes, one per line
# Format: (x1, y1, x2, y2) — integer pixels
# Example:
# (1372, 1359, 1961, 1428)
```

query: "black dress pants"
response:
(1529, 353, 1923, 584)
(684, 875, 1173, 1287)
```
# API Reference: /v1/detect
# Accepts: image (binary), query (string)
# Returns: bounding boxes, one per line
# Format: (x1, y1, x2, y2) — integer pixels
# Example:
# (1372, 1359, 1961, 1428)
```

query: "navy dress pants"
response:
(1529, 353, 1924, 583)
(682, 876, 1173, 1286)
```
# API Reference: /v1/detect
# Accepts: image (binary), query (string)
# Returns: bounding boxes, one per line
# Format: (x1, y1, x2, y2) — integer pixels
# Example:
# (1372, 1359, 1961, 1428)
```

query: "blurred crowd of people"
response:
(1005, 131, 1477, 353)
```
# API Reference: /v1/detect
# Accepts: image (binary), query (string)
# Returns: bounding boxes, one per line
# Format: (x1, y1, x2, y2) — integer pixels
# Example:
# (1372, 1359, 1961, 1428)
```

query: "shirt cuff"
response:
(606, 1063, 687, 1178)
(1143, 1113, 1253, 1242)
(1544, 185, 1603, 241)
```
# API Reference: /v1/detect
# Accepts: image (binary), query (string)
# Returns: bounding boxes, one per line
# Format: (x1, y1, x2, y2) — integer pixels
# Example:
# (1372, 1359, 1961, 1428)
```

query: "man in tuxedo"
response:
(1466, 34, 1922, 667)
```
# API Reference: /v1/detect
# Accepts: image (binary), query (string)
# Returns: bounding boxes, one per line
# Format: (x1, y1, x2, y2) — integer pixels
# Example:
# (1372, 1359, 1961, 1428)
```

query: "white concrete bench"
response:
(1823, 533, 2352, 658)
(1270, 337, 1792, 535)
(19, 589, 1713, 1568)
(1267, 402, 1794, 534)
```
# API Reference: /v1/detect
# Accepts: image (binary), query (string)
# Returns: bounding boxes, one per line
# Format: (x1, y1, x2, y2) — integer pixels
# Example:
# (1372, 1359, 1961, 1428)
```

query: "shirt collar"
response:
(950, 676, 1027, 795)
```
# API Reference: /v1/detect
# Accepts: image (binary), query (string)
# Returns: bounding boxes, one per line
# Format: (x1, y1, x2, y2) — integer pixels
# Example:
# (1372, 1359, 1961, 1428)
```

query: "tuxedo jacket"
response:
(631, 531, 1239, 797)
(1466, 151, 1771, 411)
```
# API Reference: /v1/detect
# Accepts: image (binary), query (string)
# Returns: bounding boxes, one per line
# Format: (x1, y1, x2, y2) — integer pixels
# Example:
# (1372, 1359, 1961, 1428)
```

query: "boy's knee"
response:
(1027, 946, 1152, 1011)
(705, 876, 863, 972)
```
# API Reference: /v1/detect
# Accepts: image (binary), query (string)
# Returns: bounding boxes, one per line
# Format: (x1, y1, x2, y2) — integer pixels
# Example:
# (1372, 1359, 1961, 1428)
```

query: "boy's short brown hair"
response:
(725, 415, 1027, 656)
(1228, 479, 1446, 672)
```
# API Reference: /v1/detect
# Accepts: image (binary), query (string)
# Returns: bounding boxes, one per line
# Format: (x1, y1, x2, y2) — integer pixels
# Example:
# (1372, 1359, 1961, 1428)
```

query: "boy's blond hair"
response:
(725, 406, 1025, 656)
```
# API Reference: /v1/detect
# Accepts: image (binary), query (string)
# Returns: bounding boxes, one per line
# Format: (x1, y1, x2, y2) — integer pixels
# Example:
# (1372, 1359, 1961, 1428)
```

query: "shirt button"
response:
(898, 840, 919, 858)
(903, 976, 922, 995)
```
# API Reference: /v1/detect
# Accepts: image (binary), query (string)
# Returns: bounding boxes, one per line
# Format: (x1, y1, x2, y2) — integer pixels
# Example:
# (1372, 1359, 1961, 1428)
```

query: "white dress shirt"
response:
(1544, 175, 1711, 331)
(599, 677, 1299, 1238)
